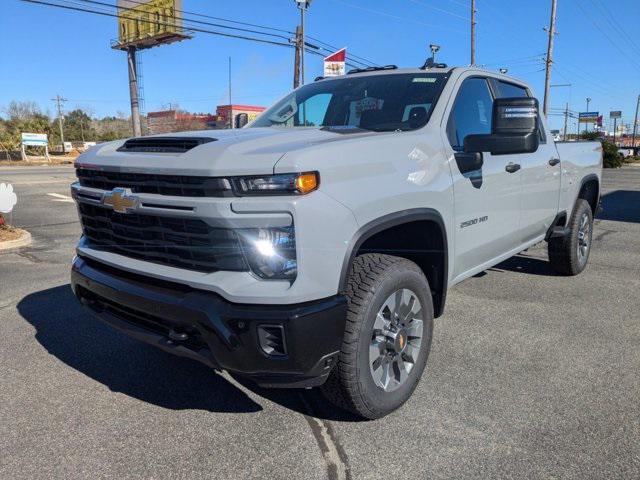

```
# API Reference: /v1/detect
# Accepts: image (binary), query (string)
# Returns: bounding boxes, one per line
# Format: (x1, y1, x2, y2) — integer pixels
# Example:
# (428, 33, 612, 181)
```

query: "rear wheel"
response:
(548, 199, 593, 275)
(321, 254, 434, 419)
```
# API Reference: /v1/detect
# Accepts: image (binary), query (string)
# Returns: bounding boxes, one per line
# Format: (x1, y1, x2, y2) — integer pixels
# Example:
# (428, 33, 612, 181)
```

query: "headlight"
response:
(238, 227, 297, 280)
(232, 172, 319, 196)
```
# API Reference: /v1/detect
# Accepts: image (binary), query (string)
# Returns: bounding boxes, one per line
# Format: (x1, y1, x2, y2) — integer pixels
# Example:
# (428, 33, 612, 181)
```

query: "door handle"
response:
(505, 162, 521, 173)
(549, 158, 561, 166)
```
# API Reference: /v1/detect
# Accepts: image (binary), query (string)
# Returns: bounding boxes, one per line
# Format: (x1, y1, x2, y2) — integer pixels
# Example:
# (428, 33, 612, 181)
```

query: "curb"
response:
(0, 229, 32, 251)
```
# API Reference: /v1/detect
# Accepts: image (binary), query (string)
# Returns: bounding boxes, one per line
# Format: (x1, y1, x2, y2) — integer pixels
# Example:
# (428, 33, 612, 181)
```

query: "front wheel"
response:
(321, 254, 434, 419)
(548, 199, 594, 275)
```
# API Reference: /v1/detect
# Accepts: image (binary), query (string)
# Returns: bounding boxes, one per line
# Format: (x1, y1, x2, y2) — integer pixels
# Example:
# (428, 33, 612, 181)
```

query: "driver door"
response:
(445, 76, 522, 281)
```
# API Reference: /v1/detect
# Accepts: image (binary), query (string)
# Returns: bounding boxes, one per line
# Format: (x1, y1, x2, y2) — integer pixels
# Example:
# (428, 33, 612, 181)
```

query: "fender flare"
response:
(338, 208, 449, 317)
(575, 173, 601, 214)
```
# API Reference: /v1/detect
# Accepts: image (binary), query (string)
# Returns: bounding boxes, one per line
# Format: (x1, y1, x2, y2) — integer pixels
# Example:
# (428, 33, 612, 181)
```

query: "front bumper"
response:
(71, 256, 347, 388)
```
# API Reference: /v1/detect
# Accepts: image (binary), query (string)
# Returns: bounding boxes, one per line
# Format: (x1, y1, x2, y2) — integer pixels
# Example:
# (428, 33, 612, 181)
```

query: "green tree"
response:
(601, 140, 623, 168)
(62, 109, 96, 142)
(580, 130, 601, 141)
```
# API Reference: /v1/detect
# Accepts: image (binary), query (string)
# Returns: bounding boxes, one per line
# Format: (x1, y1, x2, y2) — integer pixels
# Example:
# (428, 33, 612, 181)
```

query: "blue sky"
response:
(1, 0, 639, 131)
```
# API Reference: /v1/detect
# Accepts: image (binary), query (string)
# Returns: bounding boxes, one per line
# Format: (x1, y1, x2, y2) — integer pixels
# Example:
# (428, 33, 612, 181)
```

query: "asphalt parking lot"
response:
(1, 165, 639, 479)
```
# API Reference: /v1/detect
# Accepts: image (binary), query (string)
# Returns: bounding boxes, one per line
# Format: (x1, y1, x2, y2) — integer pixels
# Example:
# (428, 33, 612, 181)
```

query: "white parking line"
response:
(47, 193, 74, 203)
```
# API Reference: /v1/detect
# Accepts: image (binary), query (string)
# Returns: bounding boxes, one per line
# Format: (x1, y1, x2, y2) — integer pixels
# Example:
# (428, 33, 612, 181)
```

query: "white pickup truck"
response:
(70, 66, 602, 419)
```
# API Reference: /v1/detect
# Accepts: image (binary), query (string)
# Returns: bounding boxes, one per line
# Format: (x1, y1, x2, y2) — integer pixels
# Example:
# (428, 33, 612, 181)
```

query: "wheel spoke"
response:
(370, 339, 384, 363)
(407, 318, 423, 340)
(402, 349, 415, 366)
(381, 359, 392, 389)
(392, 356, 408, 385)
(373, 311, 387, 331)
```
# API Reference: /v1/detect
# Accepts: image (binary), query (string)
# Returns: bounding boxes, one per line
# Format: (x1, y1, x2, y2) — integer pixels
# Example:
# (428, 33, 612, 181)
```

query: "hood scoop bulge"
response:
(117, 136, 217, 153)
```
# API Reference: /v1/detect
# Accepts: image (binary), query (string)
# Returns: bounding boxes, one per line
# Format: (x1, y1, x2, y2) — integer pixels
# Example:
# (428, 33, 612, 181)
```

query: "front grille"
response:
(78, 203, 248, 273)
(76, 168, 232, 197)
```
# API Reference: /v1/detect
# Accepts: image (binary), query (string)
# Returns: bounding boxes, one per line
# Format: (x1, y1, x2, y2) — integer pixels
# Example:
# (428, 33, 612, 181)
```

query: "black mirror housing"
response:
(464, 97, 540, 155)
(464, 132, 539, 155)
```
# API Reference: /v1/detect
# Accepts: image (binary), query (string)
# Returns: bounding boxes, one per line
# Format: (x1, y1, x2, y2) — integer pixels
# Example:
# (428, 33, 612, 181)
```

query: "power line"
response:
(327, 0, 466, 34)
(83, 0, 376, 68)
(79, 0, 293, 42)
(22, 0, 370, 72)
(570, 0, 640, 72)
(90, 0, 296, 35)
(590, 0, 640, 55)
(22, 0, 296, 47)
(405, 0, 470, 21)
(305, 35, 378, 67)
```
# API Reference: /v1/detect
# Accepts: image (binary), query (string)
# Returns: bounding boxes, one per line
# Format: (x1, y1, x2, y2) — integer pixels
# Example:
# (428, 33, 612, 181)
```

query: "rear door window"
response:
(491, 79, 546, 143)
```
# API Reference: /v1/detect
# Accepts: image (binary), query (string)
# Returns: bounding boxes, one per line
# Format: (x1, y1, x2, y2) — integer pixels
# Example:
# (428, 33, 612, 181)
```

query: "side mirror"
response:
(464, 97, 540, 155)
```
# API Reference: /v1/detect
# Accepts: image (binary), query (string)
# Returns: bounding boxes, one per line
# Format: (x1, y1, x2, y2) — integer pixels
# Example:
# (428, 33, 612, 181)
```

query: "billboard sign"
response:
(610, 111, 622, 119)
(324, 48, 347, 77)
(116, 0, 186, 49)
(579, 112, 599, 123)
(21, 133, 48, 147)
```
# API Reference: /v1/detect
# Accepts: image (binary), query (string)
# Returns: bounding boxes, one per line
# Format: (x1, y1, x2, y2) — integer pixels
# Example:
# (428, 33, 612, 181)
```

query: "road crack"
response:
(299, 393, 352, 480)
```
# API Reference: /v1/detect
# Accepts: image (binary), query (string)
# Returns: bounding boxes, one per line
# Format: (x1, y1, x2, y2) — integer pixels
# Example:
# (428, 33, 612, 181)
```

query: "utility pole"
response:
(52, 95, 67, 153)
(228, 57, 233, 129)
(127, 47, 142, 137)
(294, 0, 311, 86)
(470, 0, 476, 65)
(563, 103, 569, 141)
(293, 25, 302, 88)
(632, 94, 640, 149)
(543, 0, 557, 118)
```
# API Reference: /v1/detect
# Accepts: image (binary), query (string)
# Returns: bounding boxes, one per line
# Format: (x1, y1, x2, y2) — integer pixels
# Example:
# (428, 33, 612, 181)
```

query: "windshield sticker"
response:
(412, 77, 437, 83)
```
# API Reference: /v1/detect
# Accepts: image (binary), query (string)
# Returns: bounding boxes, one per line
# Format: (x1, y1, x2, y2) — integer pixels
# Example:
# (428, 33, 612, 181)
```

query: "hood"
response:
(75, 127, 379, 176)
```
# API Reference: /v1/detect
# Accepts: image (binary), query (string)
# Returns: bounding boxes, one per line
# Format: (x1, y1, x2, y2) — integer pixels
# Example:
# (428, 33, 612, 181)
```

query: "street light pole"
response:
(632, 94, 640, 149)
(585, 97, 591, 137)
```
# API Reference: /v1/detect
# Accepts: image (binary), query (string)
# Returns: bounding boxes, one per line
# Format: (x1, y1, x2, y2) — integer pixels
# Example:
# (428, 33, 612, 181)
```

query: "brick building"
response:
(147, 104, 266, 134)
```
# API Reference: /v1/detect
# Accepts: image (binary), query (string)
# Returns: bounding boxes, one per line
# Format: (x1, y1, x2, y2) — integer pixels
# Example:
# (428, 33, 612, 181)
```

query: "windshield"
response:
(251, 73, 447, 132)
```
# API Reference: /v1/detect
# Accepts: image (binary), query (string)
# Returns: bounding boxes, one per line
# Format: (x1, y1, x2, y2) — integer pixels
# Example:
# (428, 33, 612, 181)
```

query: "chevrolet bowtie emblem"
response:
(102, 187, 139, 214)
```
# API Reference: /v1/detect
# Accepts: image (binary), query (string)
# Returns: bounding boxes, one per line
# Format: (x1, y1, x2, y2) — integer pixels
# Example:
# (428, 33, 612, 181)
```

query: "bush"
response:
(601, 141, 623, 168)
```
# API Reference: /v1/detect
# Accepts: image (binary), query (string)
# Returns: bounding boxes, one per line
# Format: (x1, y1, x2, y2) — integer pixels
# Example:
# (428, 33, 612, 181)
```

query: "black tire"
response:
(321, 254, 434, 419)
(548, 199, 593, 275)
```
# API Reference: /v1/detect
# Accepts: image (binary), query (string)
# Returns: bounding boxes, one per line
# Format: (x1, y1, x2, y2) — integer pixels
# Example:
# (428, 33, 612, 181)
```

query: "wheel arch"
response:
(576, 173, 600, 216)
(339, 208, 449, 318)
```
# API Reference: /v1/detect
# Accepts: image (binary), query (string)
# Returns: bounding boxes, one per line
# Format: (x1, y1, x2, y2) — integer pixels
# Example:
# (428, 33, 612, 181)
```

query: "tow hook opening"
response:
(168, 329, 189, 342)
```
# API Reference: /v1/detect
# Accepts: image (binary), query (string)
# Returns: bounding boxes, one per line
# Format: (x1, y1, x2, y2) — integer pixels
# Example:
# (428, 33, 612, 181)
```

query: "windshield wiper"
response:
(321, 126, 375, 134)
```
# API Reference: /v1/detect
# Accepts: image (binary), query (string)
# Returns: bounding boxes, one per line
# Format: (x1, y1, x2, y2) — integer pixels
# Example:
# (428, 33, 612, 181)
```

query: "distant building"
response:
(147, 110, 218, 135)
(216, 105, 266, 129)
(147, 104, 266, 134)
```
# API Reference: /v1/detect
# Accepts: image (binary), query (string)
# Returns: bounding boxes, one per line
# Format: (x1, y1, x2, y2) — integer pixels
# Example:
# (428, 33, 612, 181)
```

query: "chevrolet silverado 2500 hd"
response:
(70, 66, 602, 419)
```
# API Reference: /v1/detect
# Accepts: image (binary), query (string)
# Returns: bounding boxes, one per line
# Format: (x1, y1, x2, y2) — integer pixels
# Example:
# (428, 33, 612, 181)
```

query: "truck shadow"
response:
(487, 255, 557, 277)
(17, 285, 266, 414)
(16, 285, 357, 420)
(598, 190, 640, 224)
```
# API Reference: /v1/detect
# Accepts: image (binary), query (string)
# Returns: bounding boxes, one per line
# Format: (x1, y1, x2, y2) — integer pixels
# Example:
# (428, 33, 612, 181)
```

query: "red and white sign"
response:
(324, 48, 347, 77)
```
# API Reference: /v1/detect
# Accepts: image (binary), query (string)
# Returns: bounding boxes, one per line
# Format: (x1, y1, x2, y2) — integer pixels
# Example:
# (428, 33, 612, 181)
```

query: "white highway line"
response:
(47, 193, 75, 203)
(0, 179, 73, 185)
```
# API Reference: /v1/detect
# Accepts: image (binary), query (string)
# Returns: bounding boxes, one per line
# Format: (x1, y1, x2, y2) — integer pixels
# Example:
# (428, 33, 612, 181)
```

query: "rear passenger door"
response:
(445, 76, 522, 281)
(490, 79, 561, 242)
